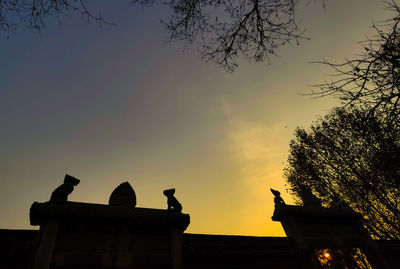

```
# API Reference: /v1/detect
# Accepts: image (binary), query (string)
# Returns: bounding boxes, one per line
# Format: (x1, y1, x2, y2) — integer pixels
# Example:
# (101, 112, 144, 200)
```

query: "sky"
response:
(0, 0, 394, 236)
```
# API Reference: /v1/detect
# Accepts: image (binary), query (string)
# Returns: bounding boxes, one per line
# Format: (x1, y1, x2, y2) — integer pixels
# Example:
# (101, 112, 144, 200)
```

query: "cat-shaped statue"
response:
(163, 188, 182, 213)
(50, 174, 80, 203)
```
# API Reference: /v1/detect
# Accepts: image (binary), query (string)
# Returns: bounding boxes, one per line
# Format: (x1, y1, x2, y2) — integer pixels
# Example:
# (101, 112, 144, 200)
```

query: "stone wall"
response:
(29, 201, 189, 269)
(1, 227, 399, 268)
(0, 229, 38, 269)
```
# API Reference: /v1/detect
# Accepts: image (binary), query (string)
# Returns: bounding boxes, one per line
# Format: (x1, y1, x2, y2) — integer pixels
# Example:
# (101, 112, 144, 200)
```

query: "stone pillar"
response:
(169, 225, 183, 269)
(271, 204, 384, 269)
(31, 218, 58, 269)
(30, 201, 190, 269)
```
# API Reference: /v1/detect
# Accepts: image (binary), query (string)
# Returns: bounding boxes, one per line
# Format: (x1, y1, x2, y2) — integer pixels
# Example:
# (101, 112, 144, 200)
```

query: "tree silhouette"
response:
(1, 0, 319, 71)
(284, 107, 400, 240)
(134, 0, 308, 71)
(0, 0, 111, 36)
(316, 248, 371, 269)
(310, 1, 400, 122)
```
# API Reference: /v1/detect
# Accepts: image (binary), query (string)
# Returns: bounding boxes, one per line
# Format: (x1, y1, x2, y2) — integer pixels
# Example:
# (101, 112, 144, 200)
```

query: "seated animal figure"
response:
(163, 188, 182, 213)
(270, 188, 286, 206)
(50, 174, 80, 203)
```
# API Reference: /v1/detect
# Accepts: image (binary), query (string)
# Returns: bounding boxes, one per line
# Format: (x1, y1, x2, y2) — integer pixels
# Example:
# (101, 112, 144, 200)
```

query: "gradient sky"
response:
(0, 0, 393, 236)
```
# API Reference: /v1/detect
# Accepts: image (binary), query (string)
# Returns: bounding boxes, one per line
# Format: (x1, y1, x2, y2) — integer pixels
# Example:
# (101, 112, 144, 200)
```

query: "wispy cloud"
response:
(221, 97, 287, 197)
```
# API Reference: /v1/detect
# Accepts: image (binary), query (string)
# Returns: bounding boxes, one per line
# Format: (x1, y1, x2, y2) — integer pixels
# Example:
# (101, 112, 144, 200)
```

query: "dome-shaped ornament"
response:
(109, 182, 136, 207)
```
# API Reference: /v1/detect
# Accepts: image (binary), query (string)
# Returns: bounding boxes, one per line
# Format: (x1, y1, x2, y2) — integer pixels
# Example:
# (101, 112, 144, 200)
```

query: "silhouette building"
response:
(0, 175, 399, 268)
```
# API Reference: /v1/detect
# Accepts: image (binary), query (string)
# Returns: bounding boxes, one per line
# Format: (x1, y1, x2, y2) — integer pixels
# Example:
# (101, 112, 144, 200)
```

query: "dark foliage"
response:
(284, 107, 400, 240)
(317, 248, 372, 269)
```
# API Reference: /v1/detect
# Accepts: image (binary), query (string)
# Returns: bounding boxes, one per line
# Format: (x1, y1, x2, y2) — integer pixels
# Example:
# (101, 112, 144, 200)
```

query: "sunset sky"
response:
(0, 0, 393, 236)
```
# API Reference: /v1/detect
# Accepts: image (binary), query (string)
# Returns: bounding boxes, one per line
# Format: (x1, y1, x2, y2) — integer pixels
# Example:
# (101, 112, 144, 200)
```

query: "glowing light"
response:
(324, 252, 330, 258)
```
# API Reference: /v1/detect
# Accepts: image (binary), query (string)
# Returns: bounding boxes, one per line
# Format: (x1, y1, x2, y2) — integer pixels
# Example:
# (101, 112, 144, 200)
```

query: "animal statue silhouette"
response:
(163, 188, 182, 213)
(50, 174, 80, 203)
(270, 188, 286, 206)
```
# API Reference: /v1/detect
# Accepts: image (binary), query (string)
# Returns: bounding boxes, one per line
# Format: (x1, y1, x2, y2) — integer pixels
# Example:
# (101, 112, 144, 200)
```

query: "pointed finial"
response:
(109, 182, 137, 207)
(270, 188, 286, 206)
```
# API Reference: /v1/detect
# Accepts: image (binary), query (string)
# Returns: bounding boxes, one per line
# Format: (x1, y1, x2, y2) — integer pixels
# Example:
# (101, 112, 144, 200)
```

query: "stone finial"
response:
(50, 174, 80, 203)
(109, 182, 137, 207)
(163, 188, 182, 213)
(298, 185, 322, 207)
(270, 188, 286, 206)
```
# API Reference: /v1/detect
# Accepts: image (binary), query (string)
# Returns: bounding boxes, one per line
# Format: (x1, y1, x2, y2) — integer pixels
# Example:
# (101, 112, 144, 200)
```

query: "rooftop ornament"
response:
(109, 182, 137, 207)
(50, 174, 80, 203)
(270, 188, 286, 207)
(297, 185, 322, 208)
(163, 188, 182, 213)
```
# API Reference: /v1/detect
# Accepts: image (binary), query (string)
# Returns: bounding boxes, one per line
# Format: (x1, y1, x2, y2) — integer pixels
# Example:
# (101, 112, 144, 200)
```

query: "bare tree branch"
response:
(1, 0, 321, 71)
(134, 0, 307, 71)
(308, 1, 400, 122)
(0, 0, 112, 37)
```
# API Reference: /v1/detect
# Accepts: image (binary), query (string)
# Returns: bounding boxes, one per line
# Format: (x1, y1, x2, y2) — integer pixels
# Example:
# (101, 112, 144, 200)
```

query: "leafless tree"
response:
(1, 0, 315, 71)
(135, 0, 307, 71)
(0, 0, 111, 37)
(310, 1, 400, 122)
